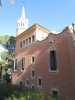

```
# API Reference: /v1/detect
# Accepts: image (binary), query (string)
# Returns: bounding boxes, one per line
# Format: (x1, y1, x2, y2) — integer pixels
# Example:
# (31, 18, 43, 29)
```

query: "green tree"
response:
(0, 35, 15, 76)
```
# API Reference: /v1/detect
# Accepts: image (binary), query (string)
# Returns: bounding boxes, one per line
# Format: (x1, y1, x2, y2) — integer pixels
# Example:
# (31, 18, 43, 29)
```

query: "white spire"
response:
(21, 4, 25, 18)
(16, 2, 28, 36)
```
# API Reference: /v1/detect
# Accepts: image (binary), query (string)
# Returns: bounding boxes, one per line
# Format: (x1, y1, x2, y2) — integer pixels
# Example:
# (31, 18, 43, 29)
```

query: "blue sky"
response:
(0, 0, 75, 36)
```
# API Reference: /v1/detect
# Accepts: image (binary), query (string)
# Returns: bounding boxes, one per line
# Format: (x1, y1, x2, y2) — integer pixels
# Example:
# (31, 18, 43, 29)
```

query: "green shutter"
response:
(50, 50, 57, 70)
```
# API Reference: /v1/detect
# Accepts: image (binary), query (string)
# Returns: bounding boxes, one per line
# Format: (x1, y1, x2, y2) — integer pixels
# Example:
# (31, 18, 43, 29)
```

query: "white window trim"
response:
(14, 59, 17, 71)
(48, 48, 59, 73)
(19, 41, 23, 48)
(37, 76, 42, 88)
(22, 40, 25, 47)
(32, 35, 35, 43)
(31, 55, 35, 64)
(25, 78, 30, 88)
(21, 56, 25, 71)
(51, 87, 59, 98)
(19, 35, 35, 48)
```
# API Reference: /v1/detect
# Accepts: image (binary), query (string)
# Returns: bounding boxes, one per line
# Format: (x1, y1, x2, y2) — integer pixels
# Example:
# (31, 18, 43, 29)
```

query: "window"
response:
(50, 50, 57, 70)
(21, 57, 25, 70)
(26, 79, 30, 88)
(31, 84, 35, 90)
(20, 41, 22, 47)
(14, 59, 17, 70)
(20, 81, 23, 85)
(38, 77, 42, 87)
(21, 21, 22, 26)
(23, 40, 25, 46)
(52, 90, 58, 100)
(31, 56, 35, 63)
(31, 68, 35, 78)
(23, 23, 24, 26)
(32, 35, 35, 43)
(26, 39, 28, 45)
(29, 37, 31, 44)
(26, 80, 29, 86)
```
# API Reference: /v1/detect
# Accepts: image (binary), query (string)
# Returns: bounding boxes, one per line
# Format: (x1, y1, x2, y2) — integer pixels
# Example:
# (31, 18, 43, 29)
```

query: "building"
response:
(12, 5, 75, 100)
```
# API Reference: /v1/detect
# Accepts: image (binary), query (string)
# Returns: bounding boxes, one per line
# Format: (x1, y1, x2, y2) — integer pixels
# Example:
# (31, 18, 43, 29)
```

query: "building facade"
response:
(12, 5, 75, 100)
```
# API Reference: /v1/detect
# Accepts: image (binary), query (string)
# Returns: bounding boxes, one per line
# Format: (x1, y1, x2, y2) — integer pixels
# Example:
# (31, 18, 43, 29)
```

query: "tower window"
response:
(23, 23, 24, 26)
(21, 21, 22, 26)
(50, 50, 57, 70)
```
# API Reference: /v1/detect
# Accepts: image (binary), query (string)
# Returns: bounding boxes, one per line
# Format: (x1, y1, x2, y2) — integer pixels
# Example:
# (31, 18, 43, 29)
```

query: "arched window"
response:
(21, 21, 22, 26)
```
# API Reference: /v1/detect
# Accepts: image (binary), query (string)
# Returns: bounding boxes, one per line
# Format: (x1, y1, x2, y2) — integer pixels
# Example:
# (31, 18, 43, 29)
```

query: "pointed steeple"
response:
(21, 3, 25, 18)
(16, 2, 28, 36)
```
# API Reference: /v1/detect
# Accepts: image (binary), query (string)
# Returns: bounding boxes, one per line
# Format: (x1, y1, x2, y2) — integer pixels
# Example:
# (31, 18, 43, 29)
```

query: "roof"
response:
(16, 23, 51, 40)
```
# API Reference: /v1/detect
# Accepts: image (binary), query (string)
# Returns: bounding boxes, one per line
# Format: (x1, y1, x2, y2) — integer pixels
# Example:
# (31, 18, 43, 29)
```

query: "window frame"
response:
(31, 68, 35, 78)
(31, 84, 35, 90)
(32, 35, 35, 43)
(25, 79, 30, 88)
(20, 41, 22, 48)
(14, 59, 17, 71)
(51, 88, 59, 99)
(26, 39, 28, 45)
(49, 49, 59, 73)
(23, 40, 25, 47)
(37, 76, 42, 88)
(21, 57, 25, 71)
(29, 37, 31, 44)
(31, 56, 35, 64)
(50, 50, 57, 70)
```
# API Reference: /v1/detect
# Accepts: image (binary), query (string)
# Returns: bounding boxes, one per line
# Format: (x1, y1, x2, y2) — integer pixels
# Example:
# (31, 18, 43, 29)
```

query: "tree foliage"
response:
(0, 35, 15, 74)
(0, 35, 10, 45)
(0, 35, 15, 51)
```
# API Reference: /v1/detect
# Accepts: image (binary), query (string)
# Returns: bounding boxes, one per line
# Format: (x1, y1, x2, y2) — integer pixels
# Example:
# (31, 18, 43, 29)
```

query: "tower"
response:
(16, 3, 28, 36)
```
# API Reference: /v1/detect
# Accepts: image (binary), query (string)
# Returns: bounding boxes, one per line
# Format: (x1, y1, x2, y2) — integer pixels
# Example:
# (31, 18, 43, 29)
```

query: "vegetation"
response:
(0, 35, 15, 78)
(0, 80, 44, 100)
(0, 80, 66, 100)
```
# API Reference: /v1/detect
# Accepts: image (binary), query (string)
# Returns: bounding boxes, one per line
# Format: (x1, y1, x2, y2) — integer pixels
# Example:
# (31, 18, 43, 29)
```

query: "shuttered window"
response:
(50, 50, 57, 70)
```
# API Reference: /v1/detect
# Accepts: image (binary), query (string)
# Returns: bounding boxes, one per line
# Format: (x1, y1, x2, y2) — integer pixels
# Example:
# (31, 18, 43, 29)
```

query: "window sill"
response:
(37, 85, 42, 89)
(21, 69, 25, 72)
(14, 70, 17, 72)
(31, 76, 35, 79)
(49, 69, 59, 73)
